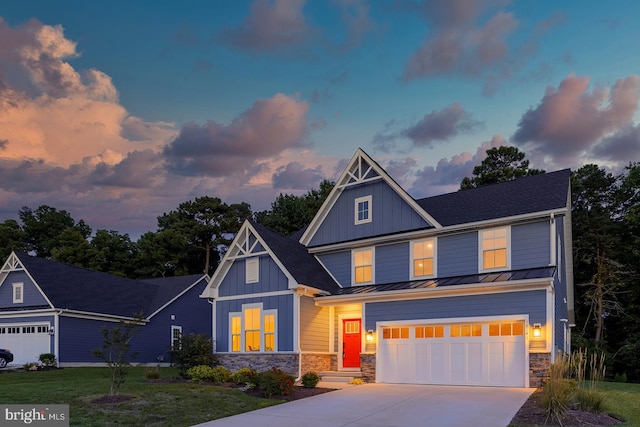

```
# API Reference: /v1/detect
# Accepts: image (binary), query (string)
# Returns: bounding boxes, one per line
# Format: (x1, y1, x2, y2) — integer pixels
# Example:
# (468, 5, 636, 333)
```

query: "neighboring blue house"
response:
(0, 252, 211, 367)
(202, 148, 574, 388)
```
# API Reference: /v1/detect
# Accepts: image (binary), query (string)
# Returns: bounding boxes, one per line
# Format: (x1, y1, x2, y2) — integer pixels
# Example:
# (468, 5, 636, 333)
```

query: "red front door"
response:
(342, 319, 361, 368)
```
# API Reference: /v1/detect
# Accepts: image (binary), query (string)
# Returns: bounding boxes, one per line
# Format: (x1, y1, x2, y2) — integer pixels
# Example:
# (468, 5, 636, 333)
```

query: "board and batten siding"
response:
(365, 290, 547, 331)
(215, 294, 294, 352)
(299, 295, 329, 352)
(0, 271, 49, 308)
(217, 255, 290, 297)
(376, 242, 409, 284)
(512, 221, 550, 270)
(317, 252, 351, 287)
(437, 232, 478, 277)
(309, 180, 431, 247)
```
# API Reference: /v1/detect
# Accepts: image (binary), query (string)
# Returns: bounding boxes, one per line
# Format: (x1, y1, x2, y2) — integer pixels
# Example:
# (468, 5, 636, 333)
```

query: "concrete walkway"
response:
(194, 383, 534, 427)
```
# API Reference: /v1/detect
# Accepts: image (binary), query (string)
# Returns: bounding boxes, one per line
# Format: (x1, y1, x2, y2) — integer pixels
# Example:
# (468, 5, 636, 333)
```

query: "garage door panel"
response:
(0, 323, 51, 366)
(379, 321, 526, 387)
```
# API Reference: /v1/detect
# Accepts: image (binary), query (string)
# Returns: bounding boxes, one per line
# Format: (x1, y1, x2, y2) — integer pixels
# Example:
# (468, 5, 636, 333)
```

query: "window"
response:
(353, 248, 374, 284)
(354, 195, 372, 225)
(480, 227, 509, 271)
(245, 257, 259, 283)
(489, 322, 524, 336)
(382, 327, 409, 339)
(229, 304, 277, 353)
(12, 283, 23, 304)
(450, 324, 482, 337)
(171, 326, 182, 349)
(415, 325, 444, 338)
(411, 239, 435, 278)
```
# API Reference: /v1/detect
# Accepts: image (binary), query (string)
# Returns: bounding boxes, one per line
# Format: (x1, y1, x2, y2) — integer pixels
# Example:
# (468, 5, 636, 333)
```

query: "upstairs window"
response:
(411, 239, 435, 278)
(245, 257, 259, 283)
(354, 195, 372, 225)
(480, 227, 510, 271)
(353, 248, 374, 284)
(12, 283, 23, 304)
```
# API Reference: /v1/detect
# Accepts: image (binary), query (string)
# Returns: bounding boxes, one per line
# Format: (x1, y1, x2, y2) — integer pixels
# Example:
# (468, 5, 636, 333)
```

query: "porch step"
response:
(318, 371, 362, 383)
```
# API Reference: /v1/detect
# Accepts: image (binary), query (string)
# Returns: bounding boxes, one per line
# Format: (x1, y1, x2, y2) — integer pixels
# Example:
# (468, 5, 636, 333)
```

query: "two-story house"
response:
(200, 148, 574, 388)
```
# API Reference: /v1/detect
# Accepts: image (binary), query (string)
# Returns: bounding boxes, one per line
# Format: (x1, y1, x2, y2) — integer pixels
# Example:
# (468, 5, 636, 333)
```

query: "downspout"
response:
(54, 310, 62, 368)
(294, 287, 307, 382)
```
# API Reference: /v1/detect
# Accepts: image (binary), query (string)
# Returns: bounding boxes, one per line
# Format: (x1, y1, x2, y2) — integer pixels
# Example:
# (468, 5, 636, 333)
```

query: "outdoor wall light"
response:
(49, 326, 55, 335)
(533, 323, 542, 338)
(366, 330, 374, 342)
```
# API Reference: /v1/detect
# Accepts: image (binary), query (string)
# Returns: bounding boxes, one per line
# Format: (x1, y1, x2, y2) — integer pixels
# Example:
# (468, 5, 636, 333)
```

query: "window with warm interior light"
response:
(415, 325, 444, 338)
(488, 321, 524, 336)
(229, 304, 277, 353)
(412, 239, 435, 278)
(382, 327, 409, 339)
(354, 195, 372, 225)
(481, 227, 509, 271)
(353, 248, 374, 284)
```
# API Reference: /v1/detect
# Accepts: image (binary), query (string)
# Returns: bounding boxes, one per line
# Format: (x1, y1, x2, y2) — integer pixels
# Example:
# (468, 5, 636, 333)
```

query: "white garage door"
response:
(0, 324, 51, 366)
(378, 321, 526, 387)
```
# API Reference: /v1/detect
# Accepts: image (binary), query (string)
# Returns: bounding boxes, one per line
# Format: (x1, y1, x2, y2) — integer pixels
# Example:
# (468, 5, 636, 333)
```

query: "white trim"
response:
(307, 209, 567, 254)
(147, 274, 209, 319)
(410, 238, 437, 279)
(0, 252, 55, 309)
(12, 282, 24, 303)
(315, 278, 553, 306)
(59, 309, 147, 323)
(0, 309, 57, 317)
(547, 286, 554, 355)
(478, 226, 511, 273)
(338, 311, 362, 371)
(216, 289, 294, 301)
(171, 325, 182, 348)
(354, 195, 372, 225)
(352, 247, 375, 285)
(550, 214, 557, 266)
(328, 306, 335, 353)
(228, 302, 279, 353)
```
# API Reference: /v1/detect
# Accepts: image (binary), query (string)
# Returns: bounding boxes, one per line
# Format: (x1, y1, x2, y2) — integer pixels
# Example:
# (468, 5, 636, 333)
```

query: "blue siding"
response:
(215, 294, 294, 352)
(0, 271, 49, 308)
(218, 255, 289, 297)
(365, 290, 546, 330)
(59, 316, 114, 362)
(317, 252, 351, 287)
(512, 221, 550, 270)
(376, 243, 409, 284)
(438, 232, 478, 277)
(309, 180, 431, 246)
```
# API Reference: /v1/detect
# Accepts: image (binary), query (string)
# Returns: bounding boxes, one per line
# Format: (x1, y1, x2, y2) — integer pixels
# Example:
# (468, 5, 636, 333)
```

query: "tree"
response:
(51, 227, 94, 268)
(255, 179, 335, 236)
(92, 315, 142, 396)
(19, 205, 90, 258)
(158, 197, 251, 275)
(89, 230, 137, 277)
(0, 219, 26, 259)
(133, 229, 188, 278)
(460, 146, 545, 189)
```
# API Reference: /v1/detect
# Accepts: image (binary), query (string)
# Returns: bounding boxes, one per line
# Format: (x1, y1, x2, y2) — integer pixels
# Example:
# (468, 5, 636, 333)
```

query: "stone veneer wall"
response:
(301, 353, 333, 374)
(217, 354, 299, 377)
(360, 353, 376, 383)
(529, 352, 551, 388)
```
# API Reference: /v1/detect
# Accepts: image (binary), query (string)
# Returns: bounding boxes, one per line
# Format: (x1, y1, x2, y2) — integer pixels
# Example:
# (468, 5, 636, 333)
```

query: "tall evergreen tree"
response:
(460, 146, 544, 189)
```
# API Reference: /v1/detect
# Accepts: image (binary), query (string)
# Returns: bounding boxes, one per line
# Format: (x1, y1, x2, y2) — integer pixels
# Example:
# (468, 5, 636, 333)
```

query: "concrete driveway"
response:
(194, 383, 534, 427)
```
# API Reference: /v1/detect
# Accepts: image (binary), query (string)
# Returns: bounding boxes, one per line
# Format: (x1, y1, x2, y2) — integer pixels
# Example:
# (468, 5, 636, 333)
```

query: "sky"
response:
(1, 0, 639, 239)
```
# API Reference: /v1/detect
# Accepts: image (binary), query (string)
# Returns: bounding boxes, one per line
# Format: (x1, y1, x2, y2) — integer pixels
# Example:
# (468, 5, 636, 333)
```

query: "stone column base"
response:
(529, 352, 551, 388)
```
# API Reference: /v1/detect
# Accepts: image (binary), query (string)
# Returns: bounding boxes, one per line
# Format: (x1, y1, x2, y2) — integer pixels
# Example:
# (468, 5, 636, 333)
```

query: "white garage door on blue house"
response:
(377, 320, 527, 387)
(0, 323, 51, 366)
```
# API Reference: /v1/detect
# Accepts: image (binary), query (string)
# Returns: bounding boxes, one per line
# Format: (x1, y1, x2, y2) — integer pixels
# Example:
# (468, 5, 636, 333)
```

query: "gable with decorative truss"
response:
(0, 252, 52, 309)
(300, 148, 441, 247)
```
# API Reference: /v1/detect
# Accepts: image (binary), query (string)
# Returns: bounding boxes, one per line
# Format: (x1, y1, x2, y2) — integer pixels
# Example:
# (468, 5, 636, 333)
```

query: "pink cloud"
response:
(512, 74, 640, 167)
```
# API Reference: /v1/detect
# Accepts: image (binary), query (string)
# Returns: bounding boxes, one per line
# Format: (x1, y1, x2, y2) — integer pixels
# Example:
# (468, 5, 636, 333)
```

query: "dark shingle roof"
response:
(417, 169, 570, 226)
(249, 221, 340, 294)
(140, 274, 207, 314)
(327, 266, 555, 297)
(15, 253, 203, 318)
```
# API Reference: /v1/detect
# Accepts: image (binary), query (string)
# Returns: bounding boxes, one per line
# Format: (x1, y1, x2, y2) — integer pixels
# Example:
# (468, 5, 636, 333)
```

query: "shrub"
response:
(231, 367, 258, 385)
(187, 365, 215, 382)
(144, 367, 161, 379)
(38, 353, 56, 367)
(210, 366, 232, 383)
(301, 371, 320, 388)
(541, 379, 577, 424)
(614, 372, 627, 383)
(348, 378, 364, 385)
(171, 333, 218, 378)
(23, 362, 39, 371)
(576, 388, 606, 413)
(256, 368, 295, 397)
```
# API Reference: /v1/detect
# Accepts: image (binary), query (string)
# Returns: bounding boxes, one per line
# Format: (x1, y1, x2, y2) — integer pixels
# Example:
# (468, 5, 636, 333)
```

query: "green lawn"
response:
(599, 382, 640, 427)
(0, 367, 280, 426)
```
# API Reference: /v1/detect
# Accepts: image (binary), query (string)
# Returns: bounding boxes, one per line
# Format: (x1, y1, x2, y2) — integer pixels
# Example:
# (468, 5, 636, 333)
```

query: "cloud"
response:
(592, 125, 640, 163)
(164, 94, 310, 176)
(219, 0, 315, 52)
(512, 74, 640, 167)
(333, 0, 378, 51)
(272, 161, 325, 189)
(402, 2, 517, 81)
(408, 135, 507, 197)
(374, 103, 482, 151)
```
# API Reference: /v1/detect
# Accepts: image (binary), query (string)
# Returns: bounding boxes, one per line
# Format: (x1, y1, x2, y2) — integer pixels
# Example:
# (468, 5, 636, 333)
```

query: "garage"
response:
(0, 323, 51, 366)
(377, 320, 526, 387)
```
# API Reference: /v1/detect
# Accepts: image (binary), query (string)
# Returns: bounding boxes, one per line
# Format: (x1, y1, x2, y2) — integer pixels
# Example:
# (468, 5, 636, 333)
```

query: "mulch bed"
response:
(91, 395, 135, 404)
(510, 389, 623, 426)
